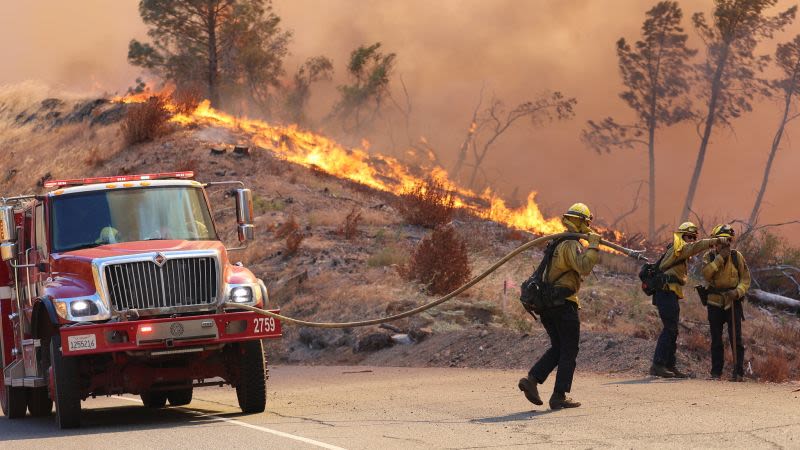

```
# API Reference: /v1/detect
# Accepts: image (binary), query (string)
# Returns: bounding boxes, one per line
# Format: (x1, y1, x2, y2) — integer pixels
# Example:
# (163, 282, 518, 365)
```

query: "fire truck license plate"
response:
(67, 334, 97, 351)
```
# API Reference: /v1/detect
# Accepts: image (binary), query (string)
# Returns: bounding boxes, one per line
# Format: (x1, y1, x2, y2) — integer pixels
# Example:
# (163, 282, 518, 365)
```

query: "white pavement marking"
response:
(112, 396, 346, 450)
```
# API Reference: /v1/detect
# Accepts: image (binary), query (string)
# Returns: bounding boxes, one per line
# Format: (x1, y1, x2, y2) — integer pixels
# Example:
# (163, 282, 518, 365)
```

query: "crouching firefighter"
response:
(648, 222, 729, 378)
(518, 203, 601, 410)
(699, 224, 751, 381)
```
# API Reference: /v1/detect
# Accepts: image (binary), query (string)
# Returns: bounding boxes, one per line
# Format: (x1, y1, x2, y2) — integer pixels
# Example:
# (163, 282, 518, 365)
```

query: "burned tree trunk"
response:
(748, 289, 800, 311)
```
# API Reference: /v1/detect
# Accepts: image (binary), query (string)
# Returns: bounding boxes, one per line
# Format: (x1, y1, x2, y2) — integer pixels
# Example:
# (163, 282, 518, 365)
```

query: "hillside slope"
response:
(1, 89, 797, 382)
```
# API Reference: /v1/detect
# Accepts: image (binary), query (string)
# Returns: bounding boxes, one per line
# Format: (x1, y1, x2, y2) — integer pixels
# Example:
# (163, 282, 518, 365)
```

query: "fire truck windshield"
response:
(51, 186, 217, 252)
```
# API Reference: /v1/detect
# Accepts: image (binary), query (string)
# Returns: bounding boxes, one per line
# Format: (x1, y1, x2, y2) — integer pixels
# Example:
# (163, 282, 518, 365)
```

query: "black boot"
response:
(667, 366, 689, 378)
(549, 392, 581, 410)
(518, 377, 543, 405)
(649, 364, 675, 378)
(729, 374, 744, 382)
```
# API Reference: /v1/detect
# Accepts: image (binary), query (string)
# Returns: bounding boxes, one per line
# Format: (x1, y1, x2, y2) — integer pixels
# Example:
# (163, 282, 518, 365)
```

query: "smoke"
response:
(0, 0, 797, 240)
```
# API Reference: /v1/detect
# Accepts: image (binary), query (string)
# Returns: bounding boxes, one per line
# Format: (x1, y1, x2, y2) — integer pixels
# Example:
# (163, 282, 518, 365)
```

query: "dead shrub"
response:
(121, 96, 172, 145)
(337, 207, 362, 240)
(504, 229, 528, 241)
(285, 230, 304, 256)
(404, 225, 471, 295)
(83, 146, 106, 168)
(171, 85, 203, 114)
(681, 329, 710, 354)
(176, 156, 199, 173)
(753, 350, 791, 382)
(398, 178, 456, 228)
(274, 216, 300, 238)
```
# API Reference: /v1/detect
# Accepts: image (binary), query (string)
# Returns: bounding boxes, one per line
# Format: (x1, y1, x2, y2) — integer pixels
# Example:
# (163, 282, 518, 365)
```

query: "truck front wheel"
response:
(140, 391, 167, 408)
(167, 388, 193, 406)
(1, 385, 27, 419)
(235, 340, 266, 414)
(27, 387, 53, 417)
(50, 336, 81, 428)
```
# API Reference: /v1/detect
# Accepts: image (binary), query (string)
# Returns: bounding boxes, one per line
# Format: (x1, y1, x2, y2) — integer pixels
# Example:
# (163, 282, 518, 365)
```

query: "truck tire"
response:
(140, 391, 168, 408)
(235, 340, 266, 414)
(50, 336, 81, 428)
(1, 385, 27, 419)
(27, 387, 53, 417)
(167, 388, 193, 406)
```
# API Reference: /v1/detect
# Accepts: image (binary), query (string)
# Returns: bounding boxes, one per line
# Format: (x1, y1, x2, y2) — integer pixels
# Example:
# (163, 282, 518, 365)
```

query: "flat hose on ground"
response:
(224, 232, 646, 328)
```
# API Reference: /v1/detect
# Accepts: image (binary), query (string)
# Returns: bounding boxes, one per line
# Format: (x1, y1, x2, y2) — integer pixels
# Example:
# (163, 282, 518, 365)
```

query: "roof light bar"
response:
(43, 171, 194, 189)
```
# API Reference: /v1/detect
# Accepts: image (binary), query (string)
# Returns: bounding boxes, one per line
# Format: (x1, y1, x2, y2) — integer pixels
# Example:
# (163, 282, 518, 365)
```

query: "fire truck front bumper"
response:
(58, 310, 282, 356)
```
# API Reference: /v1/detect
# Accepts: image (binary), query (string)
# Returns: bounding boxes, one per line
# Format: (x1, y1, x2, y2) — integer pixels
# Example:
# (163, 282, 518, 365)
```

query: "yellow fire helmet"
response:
(676, 221, 698, 235)
(563, 202, 593, 223)
(711, 224, 735, 238)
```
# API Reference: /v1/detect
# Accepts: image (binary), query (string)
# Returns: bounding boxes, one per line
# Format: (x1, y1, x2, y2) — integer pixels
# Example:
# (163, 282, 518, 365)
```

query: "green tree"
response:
(583, 1, 695, 240)
(284, 56, 334, 125)
(749, 35, 800, 226)
(128, 0, 291, 110)
(330, 43, 397, 136)
(680, 0, 796, 222)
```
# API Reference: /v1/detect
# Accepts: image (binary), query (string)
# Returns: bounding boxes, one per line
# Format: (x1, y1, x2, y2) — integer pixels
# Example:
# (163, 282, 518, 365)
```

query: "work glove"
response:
(722, 289, 739, 303)
(716, 236, 730, 246)
(586, 232, 601, 249)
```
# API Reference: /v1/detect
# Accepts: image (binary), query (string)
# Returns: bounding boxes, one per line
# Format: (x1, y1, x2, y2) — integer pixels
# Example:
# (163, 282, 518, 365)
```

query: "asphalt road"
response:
(1, 366, 799, 449)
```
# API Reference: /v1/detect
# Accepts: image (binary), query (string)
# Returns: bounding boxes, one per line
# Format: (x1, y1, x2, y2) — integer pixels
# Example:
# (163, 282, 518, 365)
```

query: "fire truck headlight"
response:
(229, 286, 253, 303)
(70, 299, 100, 317)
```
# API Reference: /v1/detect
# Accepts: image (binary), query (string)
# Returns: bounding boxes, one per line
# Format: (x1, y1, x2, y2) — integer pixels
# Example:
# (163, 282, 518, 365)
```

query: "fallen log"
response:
(747, 289, 800, 311)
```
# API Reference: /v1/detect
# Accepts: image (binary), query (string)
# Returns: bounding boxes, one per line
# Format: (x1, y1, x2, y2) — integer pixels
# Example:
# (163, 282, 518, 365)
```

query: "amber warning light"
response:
(43, 171, 195, 189)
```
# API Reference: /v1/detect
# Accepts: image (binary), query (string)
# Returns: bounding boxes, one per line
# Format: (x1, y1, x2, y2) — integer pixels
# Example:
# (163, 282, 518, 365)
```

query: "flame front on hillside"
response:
(118, 94, 598, 238)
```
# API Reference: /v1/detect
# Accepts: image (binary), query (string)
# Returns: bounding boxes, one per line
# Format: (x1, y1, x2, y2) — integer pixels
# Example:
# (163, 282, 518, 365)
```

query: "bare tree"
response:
(583, 1, 695, 240)
(680, 0, 796, 222)
(451, 83, 485, 179)
(749, 34, 800, 226)
(464, 92, 576, 189)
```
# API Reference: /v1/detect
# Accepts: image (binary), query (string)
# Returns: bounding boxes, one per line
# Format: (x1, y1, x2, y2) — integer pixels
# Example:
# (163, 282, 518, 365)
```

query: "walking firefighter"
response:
(518, 202, 601, 410)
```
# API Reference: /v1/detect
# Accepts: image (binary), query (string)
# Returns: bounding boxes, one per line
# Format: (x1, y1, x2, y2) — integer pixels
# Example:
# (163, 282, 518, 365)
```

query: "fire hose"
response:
(223, 232, 647, 328)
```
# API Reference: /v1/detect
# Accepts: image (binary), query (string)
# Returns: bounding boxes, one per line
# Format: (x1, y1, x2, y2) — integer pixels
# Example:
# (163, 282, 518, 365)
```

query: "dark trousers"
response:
(708, 302, 744, 376)
(529, 302, 580, 394)
(652, 290, 680, 368)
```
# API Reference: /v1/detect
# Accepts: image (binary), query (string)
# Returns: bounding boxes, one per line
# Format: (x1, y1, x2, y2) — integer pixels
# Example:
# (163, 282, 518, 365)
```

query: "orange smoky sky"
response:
(1, 0, 798, 241)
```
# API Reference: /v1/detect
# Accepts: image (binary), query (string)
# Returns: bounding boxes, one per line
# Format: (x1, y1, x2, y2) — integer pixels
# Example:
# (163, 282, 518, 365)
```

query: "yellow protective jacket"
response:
(701, 249, 751, 309)
(658, 237, 718, 299)
(546, 239, 599, 308)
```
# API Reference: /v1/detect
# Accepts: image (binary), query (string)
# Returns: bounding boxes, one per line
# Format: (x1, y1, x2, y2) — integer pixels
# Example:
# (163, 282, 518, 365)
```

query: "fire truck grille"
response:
(103, 257, 218, 311)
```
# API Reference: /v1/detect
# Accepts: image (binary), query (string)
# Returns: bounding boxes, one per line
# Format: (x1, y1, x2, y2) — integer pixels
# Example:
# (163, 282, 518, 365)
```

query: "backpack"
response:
(520, 237, 578, 315)
(638, 244, 684, 296)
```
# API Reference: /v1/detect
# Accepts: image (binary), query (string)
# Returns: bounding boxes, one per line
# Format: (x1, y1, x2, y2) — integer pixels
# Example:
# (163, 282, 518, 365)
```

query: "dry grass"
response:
(404, 225, 471, 295)
(367, 244, 409, 268)
(121, 96, 172, 146)
(397, 178, 456, 228)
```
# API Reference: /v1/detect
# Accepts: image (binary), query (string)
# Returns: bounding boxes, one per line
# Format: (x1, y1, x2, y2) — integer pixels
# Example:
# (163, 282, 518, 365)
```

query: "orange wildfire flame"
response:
(116, 93, 625, 243)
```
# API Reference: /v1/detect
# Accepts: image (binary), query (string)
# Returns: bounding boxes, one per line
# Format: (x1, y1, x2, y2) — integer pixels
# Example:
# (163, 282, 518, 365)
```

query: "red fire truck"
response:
(0, 172, 281, 428)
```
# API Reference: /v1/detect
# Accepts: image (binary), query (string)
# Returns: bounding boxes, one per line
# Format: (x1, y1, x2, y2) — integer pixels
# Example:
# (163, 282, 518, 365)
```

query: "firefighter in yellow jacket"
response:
(518, 203, 600, 409)
(701, 224, 751, 381)
(650, 222, 729, 378)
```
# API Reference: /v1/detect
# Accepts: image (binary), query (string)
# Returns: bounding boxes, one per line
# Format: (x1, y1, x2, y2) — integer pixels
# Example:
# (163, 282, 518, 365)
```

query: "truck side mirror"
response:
(235, 189, 254, 243)
(0, 243, 16, 262)
(0, 206, 16, 242)
(0, 206, 16, 261)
